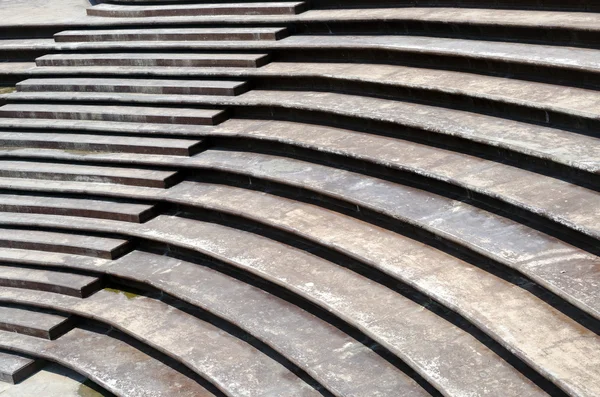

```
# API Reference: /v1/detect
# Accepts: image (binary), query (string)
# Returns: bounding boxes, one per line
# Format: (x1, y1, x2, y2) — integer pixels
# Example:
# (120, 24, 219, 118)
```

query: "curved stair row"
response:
(0, 0, 598, 396)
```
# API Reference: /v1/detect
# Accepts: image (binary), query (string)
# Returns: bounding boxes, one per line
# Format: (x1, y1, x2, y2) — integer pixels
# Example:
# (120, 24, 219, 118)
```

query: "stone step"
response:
(0, 131, 205, 156)
(17, 78, 249, 96)
(54, 27, 289, 42)
(186, 150, 600, 314)
(0, 363, 111, 396)
(0, 213, 559, 395)
(88, 2, 309, 18)
(0, 327, 216, 397)
(0, 193, 155, 223)
(36, 53, 271, 68)
(0, 265, 102, 298)
(0, 103, 228, 126)
(0, 287, 324, 397)
(0, 305, 74, 340)
(0, 160, 178, 188)
(26, 61, 600, 132)
(0, 228, 130, 260)
(0, 352, 43, 384)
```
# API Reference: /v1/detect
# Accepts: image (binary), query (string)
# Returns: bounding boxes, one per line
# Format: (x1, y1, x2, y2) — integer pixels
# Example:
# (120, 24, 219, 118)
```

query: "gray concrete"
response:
(0, 228, 129, 259)
(0, 264, 101, 298)
(0, 305, 73, 340)
(54, 27, 289, 42)
(0, 351, 42, 385)
(0, 193, 155, 223)
(0, 327, 216, 397)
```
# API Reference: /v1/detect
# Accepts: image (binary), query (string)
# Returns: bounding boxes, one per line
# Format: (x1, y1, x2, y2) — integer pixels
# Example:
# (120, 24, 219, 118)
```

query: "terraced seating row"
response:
(0, 351, 43, 384)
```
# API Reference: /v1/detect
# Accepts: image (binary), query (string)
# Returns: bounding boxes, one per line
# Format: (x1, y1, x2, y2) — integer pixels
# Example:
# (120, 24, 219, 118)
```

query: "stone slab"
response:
(0, 193, 155, 223)
(0, 351, 42, 384)
(0, 228, 129, 260)
(0, 264, 102, 298)
(0, 305, 74, 340)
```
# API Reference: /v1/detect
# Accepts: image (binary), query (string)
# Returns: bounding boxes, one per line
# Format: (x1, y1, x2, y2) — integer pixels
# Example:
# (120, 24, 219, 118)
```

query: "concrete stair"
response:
(0, 228, 130, 259)
(36, 53, 272, 68)
(0, 327, 217, 397)
(0, 305, 74, 339)
(0, 351, 43, 384)
(0, 265, 102, 298)
(0, 193, 155, 222)
(87, 2, 309, 18)
(54, 27, 289, 42)
(17, 78, 249, 96)
(0, 103, 229, 126)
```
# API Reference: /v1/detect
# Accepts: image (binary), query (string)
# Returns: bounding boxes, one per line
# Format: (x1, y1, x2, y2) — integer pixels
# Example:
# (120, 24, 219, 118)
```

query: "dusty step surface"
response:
(0, 131, 205, 156)
(164, 182, 600, 394)
(36, 53, 271, 68)
(0, 351, 42, 384)
(0, 305, 74, 340)
(0, 264, 102, 298)
(17, 78, 249, 96)
(186, 150, 600, 318)
(0, 327, 216, 397)
(0, 193, 155, 223)
(0, 160, 178, 188)
(0, 287, 324, 397)
(0, 248, 433, 397)
(54, 27, 289, 42)
(28, 61, 600, 130)
(0, 363, 113, 396)
(0, 103, 228, 126)
(0, 228, 129, 260)
(0, 213, 552, 396)
(18, 89, 596, 175)
(88, 2, 309, 18)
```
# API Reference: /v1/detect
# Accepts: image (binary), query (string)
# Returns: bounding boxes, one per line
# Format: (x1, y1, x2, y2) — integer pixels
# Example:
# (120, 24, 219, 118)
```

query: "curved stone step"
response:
(0, 131, 205, 156)
(0, 287, 323, 397)
(88, 2, 309, 18)
(0, 327, 217, 397)
(27, 62, 600, 132)
(17, 78, 249, 96)
(0, 265, 102, 298)
(0, 228, 129, 260)
(0, 362, 112, 396)
(0, 160, 178, 188)
(0, 213, 550, 397)
(184, 151, 600, 316)
(0, 103, 228, 126)
(0, 351, 43, 384)
(0, 193, 155, 223)
(0, 305, 74, 340)
(54, 28, 289, 42)
(0, 248, 435, 397)
(36, 53, 271, 68)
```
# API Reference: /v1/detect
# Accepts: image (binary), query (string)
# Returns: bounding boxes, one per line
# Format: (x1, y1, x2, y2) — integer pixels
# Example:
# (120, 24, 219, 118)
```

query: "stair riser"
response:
(54, 32, 287, 42)
(35, 58, 268, 68)
(0, 110, 225, 126)
(87, 5, 308, 18)
(17, 84, 247, 96)
(0, 139, 202, 156)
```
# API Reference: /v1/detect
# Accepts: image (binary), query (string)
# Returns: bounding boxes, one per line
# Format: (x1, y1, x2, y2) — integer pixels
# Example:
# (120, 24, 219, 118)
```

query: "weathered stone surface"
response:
(0, 228, 129, 259)
(0, 287, 324, 397)
(0, 327, 216, 397)
(0, 305, 73, 339)
(0, 264, 102, 297)
(0, 351, 42, 384)
(54, 28, 289, 42)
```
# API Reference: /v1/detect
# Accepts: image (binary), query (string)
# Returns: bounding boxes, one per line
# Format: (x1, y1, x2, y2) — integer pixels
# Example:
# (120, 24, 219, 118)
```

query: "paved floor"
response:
(0, 0, 90, 26)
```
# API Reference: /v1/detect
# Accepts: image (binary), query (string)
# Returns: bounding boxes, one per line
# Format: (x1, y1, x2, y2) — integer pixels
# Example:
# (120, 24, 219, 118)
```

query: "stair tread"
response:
(0, 327, 215, 397)
(0, 287, 322, 397)
(88, 2, 308, 17)
(0, 265, 99, 291)
(18, 77, 247, 90)
(0, 228, 129, 259)
(0, 351, 39, 384)
(0, 305, 71, 338)
(54, 27, 288, 41)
